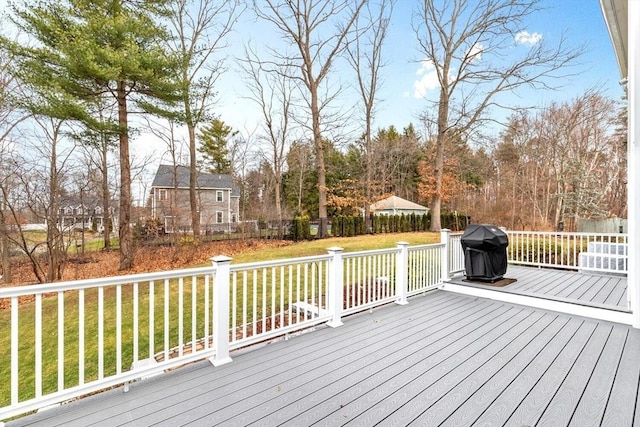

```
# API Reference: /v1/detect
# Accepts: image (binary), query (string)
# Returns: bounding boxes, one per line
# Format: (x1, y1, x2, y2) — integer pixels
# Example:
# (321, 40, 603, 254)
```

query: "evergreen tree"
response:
(198, 118, 237, 174)
(1, 0, 179, 270)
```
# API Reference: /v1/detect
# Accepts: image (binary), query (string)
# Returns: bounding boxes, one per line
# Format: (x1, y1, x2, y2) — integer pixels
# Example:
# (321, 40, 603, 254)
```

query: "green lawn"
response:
(229, 232, 441, 264)
(0, 231, 440, 409)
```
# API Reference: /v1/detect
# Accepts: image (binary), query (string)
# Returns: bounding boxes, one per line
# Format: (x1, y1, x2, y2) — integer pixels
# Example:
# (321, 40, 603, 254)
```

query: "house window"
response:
(231, 213, 237, 223)
(158, 189, 168, 201)
(216, 191, 223, 202)
(164, 216, 174, 233)
(216, 211, 223, 223)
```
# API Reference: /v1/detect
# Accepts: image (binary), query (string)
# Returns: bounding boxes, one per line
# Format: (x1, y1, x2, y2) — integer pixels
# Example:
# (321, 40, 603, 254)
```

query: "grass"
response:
(229, 232, 441, 264)
(0, 231, 440, 411)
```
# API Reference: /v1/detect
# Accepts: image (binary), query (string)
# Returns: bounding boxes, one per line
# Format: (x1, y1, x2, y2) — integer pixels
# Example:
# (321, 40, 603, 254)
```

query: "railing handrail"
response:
(228, 254, 332, 272)
(508, 230, 627, 238)
(0, 266, 216, 298)
(343, 247, 399, 258)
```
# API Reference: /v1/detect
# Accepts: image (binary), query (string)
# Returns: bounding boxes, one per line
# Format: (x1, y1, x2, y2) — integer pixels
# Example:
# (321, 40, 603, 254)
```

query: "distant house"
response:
(58, 198, 117, 232)
(150, 164, 240, 233)
(370, 195, 429, 216)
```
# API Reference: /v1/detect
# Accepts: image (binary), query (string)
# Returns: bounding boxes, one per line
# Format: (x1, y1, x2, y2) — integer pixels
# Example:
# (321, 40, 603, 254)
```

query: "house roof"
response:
(370, 195, 429, 212)
(600, 0, 628, 77)
(151, 165, 240, 197)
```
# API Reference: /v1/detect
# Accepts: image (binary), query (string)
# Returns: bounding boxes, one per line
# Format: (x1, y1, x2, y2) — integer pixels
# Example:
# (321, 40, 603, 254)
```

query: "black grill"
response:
(460, 224, 508, 282)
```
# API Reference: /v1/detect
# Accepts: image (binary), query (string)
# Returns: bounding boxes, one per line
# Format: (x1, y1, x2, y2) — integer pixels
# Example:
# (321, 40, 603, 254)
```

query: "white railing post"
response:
(396, 242, 409, 305)
(441, 229, 451, 282)
(210, 256, 233, 366)
(327, 247, 344, 328)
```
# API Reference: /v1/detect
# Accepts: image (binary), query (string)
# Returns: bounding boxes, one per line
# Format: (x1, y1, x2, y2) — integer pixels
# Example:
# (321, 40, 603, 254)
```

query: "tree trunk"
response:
(275, 175, 283, 238)
(47, 123, 63, 282)
(0, 200, 11, 284)
(117, 80, 133, 270)
(188, 120, 200, 244)
(101, 137, 111, 250)
(430, 90, 449, 231)
(311, 87, 328, 238)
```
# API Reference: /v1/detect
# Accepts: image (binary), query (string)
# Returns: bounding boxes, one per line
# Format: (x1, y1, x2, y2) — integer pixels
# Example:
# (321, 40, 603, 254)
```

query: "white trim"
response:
(440, 283, 633, 325)
(626, 0, 639, 327)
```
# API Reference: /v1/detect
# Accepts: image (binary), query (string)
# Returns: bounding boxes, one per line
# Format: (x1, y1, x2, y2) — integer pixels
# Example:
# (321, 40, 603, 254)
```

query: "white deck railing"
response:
(2, 228, 625, 420)
(506, 231, 628, 274)
(0, 241, 445, 421)
(448, 229, 628, 275)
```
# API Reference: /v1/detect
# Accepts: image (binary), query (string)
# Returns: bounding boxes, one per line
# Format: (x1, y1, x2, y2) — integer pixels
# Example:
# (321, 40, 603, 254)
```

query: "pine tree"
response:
(2, 0, 179, 269)
(198, 118, 237, 174)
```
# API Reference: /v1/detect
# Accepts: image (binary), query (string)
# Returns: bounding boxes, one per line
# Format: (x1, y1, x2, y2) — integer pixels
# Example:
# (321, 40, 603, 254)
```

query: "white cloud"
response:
(468, 43, 484, 62)
(515, 31, 542, 45)
(413, 60, 439, 98)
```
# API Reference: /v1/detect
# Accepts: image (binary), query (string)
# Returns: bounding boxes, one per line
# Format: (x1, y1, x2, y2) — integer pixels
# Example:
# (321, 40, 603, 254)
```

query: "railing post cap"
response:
(327, 246, 344, 253)
(210, 255, 233, 263)
(396, 241, 409, 246)
(440, 228, 451, 232)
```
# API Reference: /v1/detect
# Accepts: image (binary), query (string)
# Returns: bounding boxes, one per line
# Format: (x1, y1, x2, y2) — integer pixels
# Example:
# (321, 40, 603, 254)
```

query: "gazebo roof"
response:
(370, 195, 428, 212)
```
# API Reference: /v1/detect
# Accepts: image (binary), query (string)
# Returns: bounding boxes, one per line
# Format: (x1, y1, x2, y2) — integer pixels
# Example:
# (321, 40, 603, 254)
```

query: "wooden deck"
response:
(449, 265, 629, 311)
(7, 268, 639, 427)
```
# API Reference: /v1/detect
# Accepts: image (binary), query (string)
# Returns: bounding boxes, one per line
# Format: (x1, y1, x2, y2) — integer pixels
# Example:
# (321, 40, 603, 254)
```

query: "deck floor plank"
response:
(578, 276, 616, 304)
(453, 265, 627, 310)
(601, 328, 640, 426)
(407, 314, 571, 426)
(119, 294, 467, 426)
(506, 322, 613, 426)
(442, 317, 589, 426)
(554, 274, 603, 299)
(331, 310, 544, 426)
(569, 326, 629, 426)
(604, 277, 628, 306)
(202, 301, 503, 425)
(236, 301, 507, 426)
(266, 304, 520, 427)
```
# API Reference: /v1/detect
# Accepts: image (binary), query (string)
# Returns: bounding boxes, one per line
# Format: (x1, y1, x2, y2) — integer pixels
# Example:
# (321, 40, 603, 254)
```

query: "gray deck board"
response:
(452, 265, 628, 310)
(568, 326, 628, 426)
(601, 329, 640, 426)
(440, 316, 585, 426)
(7, 268, 639, 427)
(507, 322, 612, 426)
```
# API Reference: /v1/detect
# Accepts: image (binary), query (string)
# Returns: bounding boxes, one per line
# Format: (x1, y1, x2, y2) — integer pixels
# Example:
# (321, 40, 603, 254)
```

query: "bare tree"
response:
(253, 0, 367, 237)
(241, 45, 297, 237)
(167, 0, 242, 244)
(346, 0, 394, 232)
(0, 48, 30, 283)
(414, 0, 583, 230)
(77, 98, 119, 251)
(0, 117, 76, 283)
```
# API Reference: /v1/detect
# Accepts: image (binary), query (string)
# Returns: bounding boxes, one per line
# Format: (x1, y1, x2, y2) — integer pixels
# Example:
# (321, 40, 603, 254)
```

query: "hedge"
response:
(331, 211, 468, 237)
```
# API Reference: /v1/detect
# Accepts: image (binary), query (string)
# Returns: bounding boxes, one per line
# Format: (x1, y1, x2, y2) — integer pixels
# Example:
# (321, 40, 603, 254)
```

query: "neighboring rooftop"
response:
(370, 195, 429, 213)
(151, 165, 240, 196)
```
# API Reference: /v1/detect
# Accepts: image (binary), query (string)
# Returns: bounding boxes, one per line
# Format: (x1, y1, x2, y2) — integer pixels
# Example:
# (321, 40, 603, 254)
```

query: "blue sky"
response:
(215, 0, 624, 140)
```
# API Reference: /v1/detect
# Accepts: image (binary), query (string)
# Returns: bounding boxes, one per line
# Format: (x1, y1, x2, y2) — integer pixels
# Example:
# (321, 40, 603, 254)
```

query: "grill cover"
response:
(460, 224, 508, 282)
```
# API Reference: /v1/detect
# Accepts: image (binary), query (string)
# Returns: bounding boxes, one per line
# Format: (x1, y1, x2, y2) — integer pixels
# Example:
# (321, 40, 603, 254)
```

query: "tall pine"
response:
(2, 0, 179, 269)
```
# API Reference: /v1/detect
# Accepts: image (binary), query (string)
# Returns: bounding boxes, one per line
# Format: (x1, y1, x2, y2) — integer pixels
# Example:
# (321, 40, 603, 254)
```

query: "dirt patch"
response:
(1, 239, 294, 288)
